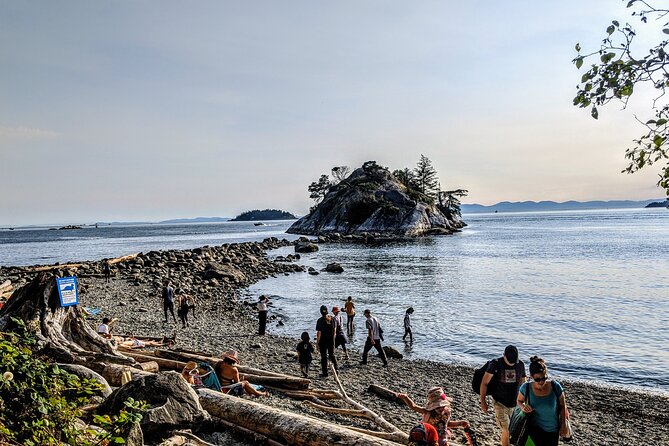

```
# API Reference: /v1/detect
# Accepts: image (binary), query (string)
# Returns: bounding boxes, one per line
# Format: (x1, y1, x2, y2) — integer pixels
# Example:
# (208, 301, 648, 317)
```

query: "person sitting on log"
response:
(97, 317, 116, 338)
(397, 387, 470, 446)
(181, 361, 203, 386)
(214, 350, 267, 397)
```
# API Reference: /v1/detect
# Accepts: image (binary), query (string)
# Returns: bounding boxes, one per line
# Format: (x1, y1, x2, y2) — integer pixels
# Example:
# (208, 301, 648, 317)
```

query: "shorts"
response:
(223, 382, 245, 396)
(494, 401, 515, 431)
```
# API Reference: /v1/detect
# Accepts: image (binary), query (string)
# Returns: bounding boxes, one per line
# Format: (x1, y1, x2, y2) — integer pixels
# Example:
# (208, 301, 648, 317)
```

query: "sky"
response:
(0, 1, 666, 226)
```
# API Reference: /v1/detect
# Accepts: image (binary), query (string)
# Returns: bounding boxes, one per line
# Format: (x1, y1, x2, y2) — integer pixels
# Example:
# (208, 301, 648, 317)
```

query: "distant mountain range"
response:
(158, 216, 231, 224)
(461, 199, 667, 213)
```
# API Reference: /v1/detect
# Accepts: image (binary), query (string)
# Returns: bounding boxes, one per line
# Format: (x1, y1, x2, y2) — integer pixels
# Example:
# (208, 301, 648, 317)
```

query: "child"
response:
(403, 307, 414, 342)
(296, 331, 314, 378)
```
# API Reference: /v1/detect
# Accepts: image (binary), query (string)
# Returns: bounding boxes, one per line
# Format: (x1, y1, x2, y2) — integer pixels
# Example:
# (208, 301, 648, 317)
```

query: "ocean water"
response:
(1, 209, 667, 391)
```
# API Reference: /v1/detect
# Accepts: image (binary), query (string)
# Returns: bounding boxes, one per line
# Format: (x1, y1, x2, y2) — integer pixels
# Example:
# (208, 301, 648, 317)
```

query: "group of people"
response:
(180, 350, 267, 397)
(161, 280, 197, 328)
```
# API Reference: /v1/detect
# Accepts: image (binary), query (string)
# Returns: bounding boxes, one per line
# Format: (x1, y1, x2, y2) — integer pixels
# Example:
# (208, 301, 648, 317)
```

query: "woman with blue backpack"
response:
(516, 356, 571, 446)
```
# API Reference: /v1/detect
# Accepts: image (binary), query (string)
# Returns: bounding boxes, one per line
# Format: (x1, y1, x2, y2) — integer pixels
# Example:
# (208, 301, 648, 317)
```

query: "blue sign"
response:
(56, 276, 79, 307)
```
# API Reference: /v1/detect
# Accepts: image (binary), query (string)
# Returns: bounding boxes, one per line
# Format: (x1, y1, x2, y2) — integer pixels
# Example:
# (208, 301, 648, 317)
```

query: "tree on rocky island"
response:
(573, 0, 669, 196)
(291, 160, 467, 237)
(413, 154, 440, 201)
(231, 209, 297, 221)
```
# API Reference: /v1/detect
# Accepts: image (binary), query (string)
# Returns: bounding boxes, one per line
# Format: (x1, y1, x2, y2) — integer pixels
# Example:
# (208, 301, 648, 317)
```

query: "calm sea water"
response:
(1, 210, 667, 391)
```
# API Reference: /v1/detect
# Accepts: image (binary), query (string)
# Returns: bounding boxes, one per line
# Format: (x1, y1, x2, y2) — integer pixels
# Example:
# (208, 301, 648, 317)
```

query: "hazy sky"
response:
(0, 1, 664, 225)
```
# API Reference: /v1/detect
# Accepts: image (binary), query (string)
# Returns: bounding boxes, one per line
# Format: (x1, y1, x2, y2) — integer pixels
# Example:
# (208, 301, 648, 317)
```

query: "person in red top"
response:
(408, 421, 439, 446)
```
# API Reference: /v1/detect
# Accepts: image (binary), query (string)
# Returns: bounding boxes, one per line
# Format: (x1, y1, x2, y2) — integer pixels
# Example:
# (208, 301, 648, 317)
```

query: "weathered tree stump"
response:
(0, 273, 134, 366)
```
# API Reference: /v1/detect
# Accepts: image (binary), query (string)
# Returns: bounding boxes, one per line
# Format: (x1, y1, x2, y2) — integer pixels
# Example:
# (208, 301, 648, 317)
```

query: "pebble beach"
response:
(2, 239, 668, 446)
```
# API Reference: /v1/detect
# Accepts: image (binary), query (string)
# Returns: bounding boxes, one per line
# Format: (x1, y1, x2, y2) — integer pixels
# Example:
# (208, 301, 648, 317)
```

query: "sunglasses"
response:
(533, 376, 548, 383)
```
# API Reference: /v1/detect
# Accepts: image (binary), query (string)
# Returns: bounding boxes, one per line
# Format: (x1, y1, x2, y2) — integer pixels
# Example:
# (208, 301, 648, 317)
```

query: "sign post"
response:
(56, 276, 79, 307)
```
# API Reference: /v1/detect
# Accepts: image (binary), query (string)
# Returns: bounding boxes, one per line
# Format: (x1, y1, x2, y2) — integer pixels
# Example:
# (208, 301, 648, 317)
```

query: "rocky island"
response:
(230, 209, 297, 221)
(288, 159, 467, 237)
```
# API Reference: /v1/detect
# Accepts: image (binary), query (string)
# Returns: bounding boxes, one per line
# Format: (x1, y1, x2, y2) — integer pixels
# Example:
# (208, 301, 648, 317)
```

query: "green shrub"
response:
(0, 318, 146, 445)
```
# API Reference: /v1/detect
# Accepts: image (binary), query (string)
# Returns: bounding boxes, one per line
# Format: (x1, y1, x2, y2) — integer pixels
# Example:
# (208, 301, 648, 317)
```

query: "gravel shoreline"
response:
(2, 240, 668, 445)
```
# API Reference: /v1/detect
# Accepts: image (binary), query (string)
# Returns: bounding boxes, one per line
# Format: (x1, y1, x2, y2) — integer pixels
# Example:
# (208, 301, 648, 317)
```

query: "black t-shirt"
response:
(316, 315, 336, 344)
(296, 340, 314, 363)
(487, 357, 526, 407)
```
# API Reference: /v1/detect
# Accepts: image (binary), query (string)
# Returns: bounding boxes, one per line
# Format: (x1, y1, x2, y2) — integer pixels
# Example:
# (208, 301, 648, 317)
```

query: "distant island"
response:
(461, 198, 667, 213)
(645, 200, 669, 208)
(231, 209, 297, 221)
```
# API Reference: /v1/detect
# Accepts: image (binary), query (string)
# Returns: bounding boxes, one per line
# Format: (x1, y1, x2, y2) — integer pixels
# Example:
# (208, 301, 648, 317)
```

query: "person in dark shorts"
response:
(296, 331, 314, 377)
(332, 306, 350, 360)
(102, 260, 111, 283)
(479, 345, 526, 446)
(315, 305, 338, 377)
(344, 296, 355, 333)
(403, 306, 414, 342)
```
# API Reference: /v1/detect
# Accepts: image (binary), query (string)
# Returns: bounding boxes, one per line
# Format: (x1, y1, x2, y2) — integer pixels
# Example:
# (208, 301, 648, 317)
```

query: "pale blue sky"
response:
(0, 1, 663, 225)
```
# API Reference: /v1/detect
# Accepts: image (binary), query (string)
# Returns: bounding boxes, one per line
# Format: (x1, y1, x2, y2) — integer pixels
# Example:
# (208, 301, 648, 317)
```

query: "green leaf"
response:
(575, 43, 581, 52)
(575, 57, 584, 69)
(607, 25, 615, 35)
(591, 107, 599, 119)
(663, 29, 669, 35)
(656, 119, 667, 126)
(612, 20, 620, 27)
(601, 52, 616, 63)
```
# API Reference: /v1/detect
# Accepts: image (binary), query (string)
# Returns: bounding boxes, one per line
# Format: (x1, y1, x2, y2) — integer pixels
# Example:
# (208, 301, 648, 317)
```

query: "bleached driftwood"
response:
(197, 388, 402, 446)
(157, 430, 217, 446)
(0, 274, 134, 366)
(154, 349, 310, 389)
(303, 365, 408, 443)
(368, 384, 403, 403)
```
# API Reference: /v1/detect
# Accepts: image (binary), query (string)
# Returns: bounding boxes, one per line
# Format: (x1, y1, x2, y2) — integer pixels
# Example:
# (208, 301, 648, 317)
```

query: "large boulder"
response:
(203, 262, 247, 283)
(324, 263, 344, 273)
(295, 241, 319, 253)
(97, 371, 210, 440)
(287, 161, 466, 237)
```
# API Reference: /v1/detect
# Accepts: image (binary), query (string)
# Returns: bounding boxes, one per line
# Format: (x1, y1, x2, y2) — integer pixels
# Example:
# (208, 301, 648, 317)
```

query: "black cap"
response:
(319, 305, 328, 315)
(504, 345, 519, 363)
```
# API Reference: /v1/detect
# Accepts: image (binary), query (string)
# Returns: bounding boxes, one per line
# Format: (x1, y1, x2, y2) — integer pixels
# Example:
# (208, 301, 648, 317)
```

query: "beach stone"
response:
(383, 346, 403, 359)
(324, 262, 344, 273)
(295, 241, 319, 253)
(97, 371, 209, 440)
(308, 270, 319, 276)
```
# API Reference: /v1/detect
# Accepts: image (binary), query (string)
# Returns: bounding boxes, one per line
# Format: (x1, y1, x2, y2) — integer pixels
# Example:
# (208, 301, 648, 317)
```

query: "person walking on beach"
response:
(398, 387, 471, 446)
(162, 280, 177, 324)
(517, 356, 570, 446)
(332, 306, 350, 360)
(296, 331, 314, 377)
(344, 296, 355, 333)
(479, 345, 526, 446)
(361, 309, 388, 367)
(257, 295, 269, 335)
(102, 260, 111, 283)
(403, 306, 414, 342)
(177, 289, 190, 328)
(316, 305, 338, 377)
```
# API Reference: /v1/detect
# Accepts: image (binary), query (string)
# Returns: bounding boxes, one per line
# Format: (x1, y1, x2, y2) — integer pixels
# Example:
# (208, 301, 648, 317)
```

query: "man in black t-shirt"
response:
(479, 345, 526, 446)
(315, 305, 338, 377)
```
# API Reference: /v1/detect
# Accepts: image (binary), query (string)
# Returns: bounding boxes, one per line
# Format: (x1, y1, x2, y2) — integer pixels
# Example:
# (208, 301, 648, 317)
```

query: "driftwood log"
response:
(154, 349, 310, 389)
(368, 384, 403, 404)
(0, 273, 134, 366)
(197, 388, 402, 446)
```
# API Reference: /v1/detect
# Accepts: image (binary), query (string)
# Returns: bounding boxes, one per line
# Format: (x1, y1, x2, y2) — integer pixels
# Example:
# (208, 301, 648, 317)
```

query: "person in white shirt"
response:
(97, 317, 116, 338)
(257, 295, 269, 335)
(361, 309, 388, 367)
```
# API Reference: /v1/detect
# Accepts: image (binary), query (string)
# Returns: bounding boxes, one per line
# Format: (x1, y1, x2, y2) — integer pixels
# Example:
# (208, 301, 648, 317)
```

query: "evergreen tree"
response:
(413, 155, 440, 199)
(308, 174, 332, 204)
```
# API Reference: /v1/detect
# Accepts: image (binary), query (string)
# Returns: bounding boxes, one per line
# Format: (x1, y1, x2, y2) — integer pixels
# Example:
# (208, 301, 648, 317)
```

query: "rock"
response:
(138, 308, 149, 313)
(57, 363, 113, 397)
(97, 371, 209, 440)
(324, 262, 344, 273)
(295, 241, 319, 253)
(286, 161, 466, 237)
(203, 262, 247, 284)
(383, 346, 403, 359)
(308, 270, 320, 276)
(251, 343, 262, 349)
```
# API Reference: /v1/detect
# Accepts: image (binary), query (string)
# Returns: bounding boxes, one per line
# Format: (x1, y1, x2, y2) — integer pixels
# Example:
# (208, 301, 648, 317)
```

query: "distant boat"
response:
(254, 222, 265, 226)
